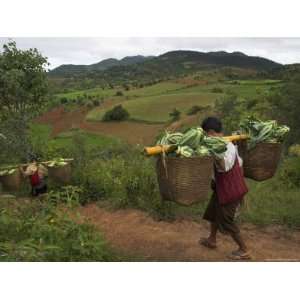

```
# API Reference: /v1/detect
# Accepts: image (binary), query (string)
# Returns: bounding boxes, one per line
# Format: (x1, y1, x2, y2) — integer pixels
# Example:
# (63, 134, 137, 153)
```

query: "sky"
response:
(1, 37, 300, 69)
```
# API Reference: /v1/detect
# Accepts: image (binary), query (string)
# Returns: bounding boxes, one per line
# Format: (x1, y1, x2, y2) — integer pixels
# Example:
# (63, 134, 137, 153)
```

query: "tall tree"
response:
(0, 40, 49, 118)
(0, 40, 49, 162)
(268, 75, 300, 146)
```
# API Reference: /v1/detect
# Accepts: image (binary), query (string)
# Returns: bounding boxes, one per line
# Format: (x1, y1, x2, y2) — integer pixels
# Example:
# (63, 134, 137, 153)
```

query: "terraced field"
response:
(86, 79, 282, 123)
(42, 78, 284, 144)
(87, 92, 217, 123)
(56, 81, 187, 101)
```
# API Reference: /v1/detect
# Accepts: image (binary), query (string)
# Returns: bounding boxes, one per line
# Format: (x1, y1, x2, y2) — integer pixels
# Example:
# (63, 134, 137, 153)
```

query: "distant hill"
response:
(95, 50, 281, 83)
(51, 55, 155, 75)
(48, 50, 282, 91)
(265, 63, 300, 80)
(156, 50, 280, 71)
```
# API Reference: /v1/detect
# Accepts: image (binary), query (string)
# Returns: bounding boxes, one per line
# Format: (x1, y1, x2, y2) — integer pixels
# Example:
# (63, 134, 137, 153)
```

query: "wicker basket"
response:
(0, 169, 22, 191)
(237, 141, 283, 181)
(49, 163, 72, 184)
(156, 155, 213, 206)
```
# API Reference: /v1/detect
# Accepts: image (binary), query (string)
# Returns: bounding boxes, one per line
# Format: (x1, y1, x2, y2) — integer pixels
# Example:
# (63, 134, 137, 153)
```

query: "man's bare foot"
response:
(228, 249, 252, 260)
(199, 238, 217, 249)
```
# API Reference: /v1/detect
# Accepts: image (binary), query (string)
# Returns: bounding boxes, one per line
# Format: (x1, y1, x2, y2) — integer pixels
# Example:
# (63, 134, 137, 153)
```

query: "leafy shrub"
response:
(85, 101, 94, 109)
(92, 99, 100, 107)
(60, 97, 68, 104)
(211, 87, 223, 93)
(186, 105, 203, 115)
(123, 84, 130, 91)
(169, 108, 181, 121)
(47, 185, 83, 207)
(115, 91, 124, 96)
(279, 157, 300, 188)
(0, 200, 118, 261)
(71, 146, 172, 218)
(288, 144, 300, 157)
(76, 97, 84, 106)
(102, 105, 129, 122)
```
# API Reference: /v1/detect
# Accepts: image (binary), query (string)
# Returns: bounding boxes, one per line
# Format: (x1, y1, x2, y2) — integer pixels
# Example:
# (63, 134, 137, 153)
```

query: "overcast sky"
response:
(1, 37, 300, 69)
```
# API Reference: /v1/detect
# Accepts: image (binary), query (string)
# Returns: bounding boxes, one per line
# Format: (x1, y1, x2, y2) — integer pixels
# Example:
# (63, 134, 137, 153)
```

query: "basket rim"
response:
(159, 155, 213, 161)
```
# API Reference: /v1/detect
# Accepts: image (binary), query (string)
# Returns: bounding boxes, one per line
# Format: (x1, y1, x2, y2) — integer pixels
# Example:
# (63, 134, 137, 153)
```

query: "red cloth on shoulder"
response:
(30, 170, 41, 187)
(214, 156, 248, 205)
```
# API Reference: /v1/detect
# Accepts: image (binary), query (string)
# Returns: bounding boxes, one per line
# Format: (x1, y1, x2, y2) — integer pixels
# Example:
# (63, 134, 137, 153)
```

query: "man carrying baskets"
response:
(200, 117, 251, 260)
(20, 156, 48, 197)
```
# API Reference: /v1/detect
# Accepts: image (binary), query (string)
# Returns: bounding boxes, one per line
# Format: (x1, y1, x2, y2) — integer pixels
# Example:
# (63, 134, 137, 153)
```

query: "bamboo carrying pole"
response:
(143, 134, 249, 156)
(0, 158, 74, 171)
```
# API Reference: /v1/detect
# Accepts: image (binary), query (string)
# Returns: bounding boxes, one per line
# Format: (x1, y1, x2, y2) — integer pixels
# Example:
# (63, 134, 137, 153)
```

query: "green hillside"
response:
(48, 50, 282, 92)
(89, 93, 216, 123)
(85, 79, 282, 123)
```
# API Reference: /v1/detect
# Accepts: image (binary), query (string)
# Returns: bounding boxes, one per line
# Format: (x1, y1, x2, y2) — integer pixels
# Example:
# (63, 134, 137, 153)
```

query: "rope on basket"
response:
(161, 145, 169, 179)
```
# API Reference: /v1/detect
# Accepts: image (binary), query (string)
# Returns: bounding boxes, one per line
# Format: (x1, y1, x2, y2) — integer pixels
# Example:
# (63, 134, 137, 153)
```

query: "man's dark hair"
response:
(201, 117, 223, 133)
(28, 153, 39, 163)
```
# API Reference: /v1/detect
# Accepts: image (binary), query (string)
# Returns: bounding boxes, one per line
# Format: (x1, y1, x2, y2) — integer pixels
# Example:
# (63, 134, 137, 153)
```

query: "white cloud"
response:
(1, 37, 300, 69)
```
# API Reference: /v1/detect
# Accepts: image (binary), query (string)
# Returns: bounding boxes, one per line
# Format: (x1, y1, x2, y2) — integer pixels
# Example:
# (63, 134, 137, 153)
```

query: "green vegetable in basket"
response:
(0, 170, 8, 176)
(8, 168, 17, 175)
(156, 127, 228, 158)
(45, 158, 69, 168)
(0, 167, 17, 176)
(179, 127, 205, 149)
(239, 116, 290, 149)
(156, 131, 183, 145)
(176, 146, 194, 157)
(203, 136, 228, 159)
(195, 146, 210, 157)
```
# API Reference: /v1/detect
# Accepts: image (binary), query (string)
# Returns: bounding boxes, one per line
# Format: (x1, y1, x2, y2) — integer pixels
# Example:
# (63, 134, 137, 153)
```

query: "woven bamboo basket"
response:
(237, 141, 283, 181)
(0, 169, 22, 191)
(49, 163, 72, 184)
(156, 155, 213, 205)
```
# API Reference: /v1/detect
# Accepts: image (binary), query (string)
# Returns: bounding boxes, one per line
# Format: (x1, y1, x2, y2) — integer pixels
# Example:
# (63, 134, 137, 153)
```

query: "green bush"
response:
(241, 167, 300, 228)
(288, 144, 300, 157)
(211, 87, 223, 93)
(102, 105, 129, 122)
(0, 200, 119, 261)
(123, 84, 130, 91)
(115, 91, 124, 97)
(186, 105, 203, 115)
(70, 145, 174, 218)
(169, 108, 181, 121)
(60, 97, 68, 104)
(85, 101, 94, 109)
(76, 97, 84, 106)
(279, 157, 300, 188)
(92, 99, 100, 107)
(47, 185, 83, 207)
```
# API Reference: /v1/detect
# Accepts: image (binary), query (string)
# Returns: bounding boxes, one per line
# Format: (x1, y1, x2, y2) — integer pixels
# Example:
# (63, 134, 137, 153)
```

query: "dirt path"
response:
(79, 203, 300, 262)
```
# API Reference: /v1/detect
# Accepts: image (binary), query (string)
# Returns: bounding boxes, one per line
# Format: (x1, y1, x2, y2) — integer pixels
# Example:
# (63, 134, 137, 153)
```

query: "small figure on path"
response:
(200, 117, 251, 260)
(20, 155, 48, 197)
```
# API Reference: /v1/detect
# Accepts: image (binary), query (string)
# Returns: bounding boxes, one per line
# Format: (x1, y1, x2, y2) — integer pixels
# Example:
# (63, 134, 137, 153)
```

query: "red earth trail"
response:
(79, 203, 300, 262)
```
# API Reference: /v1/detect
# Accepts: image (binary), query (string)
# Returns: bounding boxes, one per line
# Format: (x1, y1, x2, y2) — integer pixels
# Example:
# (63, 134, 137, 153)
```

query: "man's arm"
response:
(20, 165, 35, 177)
(214, 157, 226, 172)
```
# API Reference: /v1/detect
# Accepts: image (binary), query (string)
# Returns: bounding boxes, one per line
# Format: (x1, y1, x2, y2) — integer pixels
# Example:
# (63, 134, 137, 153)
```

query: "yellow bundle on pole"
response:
(143, 145, 173, 156)
(223, 134, 249, 142)
(144, 134, 249, 156)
